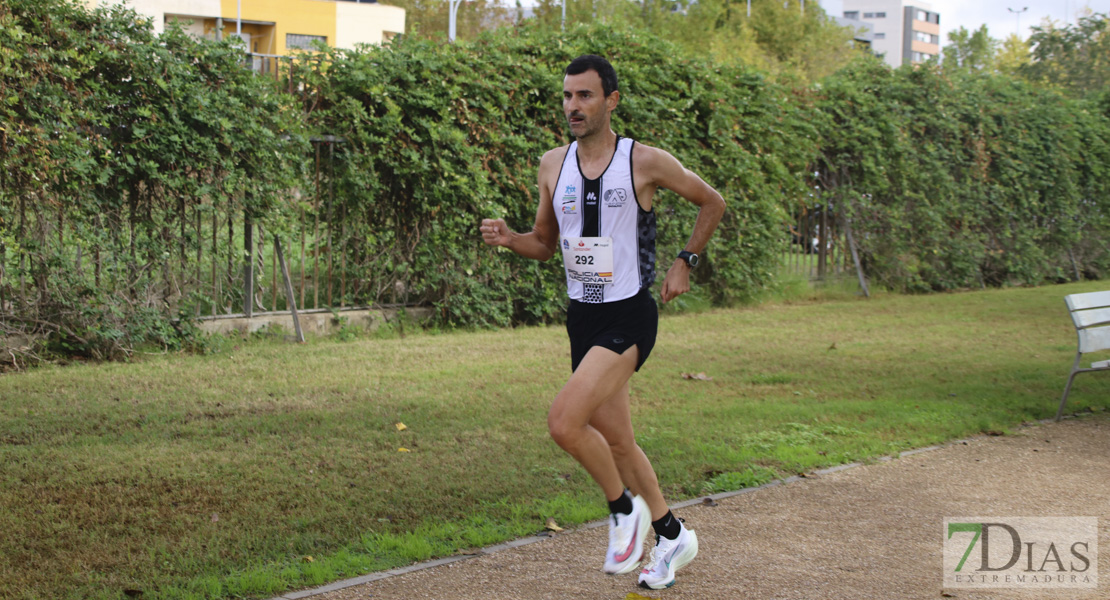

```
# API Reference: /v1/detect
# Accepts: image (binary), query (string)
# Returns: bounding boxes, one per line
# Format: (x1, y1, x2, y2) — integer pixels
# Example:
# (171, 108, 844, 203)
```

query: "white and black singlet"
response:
(553, 136, 657, 304)
(554, 136, 659, 373)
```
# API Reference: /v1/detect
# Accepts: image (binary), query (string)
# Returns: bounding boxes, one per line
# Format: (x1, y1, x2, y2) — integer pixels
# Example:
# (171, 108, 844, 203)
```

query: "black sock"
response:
(608, 489, 634, 515)
(652, 511, 681, 540)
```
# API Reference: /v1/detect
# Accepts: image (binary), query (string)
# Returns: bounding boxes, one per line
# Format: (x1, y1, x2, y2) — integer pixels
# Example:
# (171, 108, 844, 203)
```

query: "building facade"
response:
(85, 0, 405, 54)
(841, 0, 940, 68)
(833, 15, 875, 50)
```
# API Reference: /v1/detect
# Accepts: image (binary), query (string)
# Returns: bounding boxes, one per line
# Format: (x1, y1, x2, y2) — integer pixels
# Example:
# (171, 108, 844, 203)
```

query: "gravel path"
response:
(275, 412, 1110, 600)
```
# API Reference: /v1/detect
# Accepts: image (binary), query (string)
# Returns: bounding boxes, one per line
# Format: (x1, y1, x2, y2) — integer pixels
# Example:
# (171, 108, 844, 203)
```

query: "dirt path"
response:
(277, 412, 1110, 600)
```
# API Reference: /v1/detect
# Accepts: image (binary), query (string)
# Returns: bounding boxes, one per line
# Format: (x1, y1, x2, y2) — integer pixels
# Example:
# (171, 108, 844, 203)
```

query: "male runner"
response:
(479, 54, 725, 589)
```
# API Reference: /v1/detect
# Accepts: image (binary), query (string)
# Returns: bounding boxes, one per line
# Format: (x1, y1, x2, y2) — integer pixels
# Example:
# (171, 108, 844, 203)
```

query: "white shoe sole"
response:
(608, 496, 652, 575)
(639, 529, 699, 589)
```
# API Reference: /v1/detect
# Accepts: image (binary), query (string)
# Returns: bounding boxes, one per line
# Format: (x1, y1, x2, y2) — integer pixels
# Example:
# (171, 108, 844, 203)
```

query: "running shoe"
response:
(637, 522, 699, 589)
(603, 494, 651, 574)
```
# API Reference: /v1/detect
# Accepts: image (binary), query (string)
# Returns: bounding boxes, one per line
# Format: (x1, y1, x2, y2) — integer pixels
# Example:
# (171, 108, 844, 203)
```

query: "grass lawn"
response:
(1, 281, 1108, 599)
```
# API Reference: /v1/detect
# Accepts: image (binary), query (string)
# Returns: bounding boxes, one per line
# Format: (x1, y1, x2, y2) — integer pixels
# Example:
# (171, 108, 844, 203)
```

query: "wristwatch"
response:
(677, 250, 699, 269)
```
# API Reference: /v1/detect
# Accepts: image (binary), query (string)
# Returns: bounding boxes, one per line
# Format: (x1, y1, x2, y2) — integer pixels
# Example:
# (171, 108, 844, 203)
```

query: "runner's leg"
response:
(590, 381, 669, 521)
(547, 345, 639, 501)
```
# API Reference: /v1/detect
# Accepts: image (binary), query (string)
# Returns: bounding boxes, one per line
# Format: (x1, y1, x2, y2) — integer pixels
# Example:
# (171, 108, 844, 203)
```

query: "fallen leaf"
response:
(544, 517, 564, 532)
(681, 372, 713, 381)
(395, 422, 407, 431)
(397, 447, 411, 452)
(303, 556, 314, 563)
(626, 593, 656, 600)
(827, 342, 837, 350)
(701, 497, 718, 507)
(210, 513, 219, 523)
(941, 593, 956, 598)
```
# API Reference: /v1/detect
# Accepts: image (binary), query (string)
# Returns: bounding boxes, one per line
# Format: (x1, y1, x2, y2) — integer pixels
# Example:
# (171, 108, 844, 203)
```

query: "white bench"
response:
(1056, 290, 1110, 421)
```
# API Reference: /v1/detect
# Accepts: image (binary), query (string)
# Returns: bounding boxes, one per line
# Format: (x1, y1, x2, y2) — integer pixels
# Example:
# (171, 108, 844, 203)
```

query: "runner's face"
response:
(563, 70, 616, 139)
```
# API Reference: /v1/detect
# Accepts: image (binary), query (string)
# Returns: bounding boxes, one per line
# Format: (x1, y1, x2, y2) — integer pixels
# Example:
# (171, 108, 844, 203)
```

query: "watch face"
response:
(688, 254, 699, 267)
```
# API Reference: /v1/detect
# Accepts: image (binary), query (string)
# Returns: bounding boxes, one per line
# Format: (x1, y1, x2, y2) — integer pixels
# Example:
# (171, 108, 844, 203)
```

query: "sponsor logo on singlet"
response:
(561, 184, 577, 210)
(604, 188, 628, 208)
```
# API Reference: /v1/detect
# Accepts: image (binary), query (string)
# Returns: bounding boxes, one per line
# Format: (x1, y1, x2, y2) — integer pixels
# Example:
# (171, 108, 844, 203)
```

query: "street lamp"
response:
(449, 0, 462, 42)
(1008, 6, 1028, 36)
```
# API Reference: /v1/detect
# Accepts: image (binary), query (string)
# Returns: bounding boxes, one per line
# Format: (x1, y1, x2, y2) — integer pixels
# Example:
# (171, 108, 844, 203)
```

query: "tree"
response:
(387, 0, 864, 82)
(995, 33, 1031, 76)
(942, 25, 997, 73)
(1023, 12, 1110, 99)
(635, 0, 865, 82)
(379, 0, 513, 41)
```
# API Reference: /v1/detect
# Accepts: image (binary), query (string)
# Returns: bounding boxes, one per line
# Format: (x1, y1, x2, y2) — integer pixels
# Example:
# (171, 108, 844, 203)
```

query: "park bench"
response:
(1056, 290, 1110, 421)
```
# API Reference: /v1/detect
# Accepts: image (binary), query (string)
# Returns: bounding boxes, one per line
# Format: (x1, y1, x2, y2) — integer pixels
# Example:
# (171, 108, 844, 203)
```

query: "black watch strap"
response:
(677, 250, 699, 269)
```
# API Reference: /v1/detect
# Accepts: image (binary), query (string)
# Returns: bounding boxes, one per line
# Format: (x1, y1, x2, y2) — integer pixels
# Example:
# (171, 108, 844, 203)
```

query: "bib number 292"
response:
(561, 236, 614, 285)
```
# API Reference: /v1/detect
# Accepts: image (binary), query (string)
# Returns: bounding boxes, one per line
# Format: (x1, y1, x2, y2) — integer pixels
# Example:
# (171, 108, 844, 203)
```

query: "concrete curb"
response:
(267, 415, 1076, 600)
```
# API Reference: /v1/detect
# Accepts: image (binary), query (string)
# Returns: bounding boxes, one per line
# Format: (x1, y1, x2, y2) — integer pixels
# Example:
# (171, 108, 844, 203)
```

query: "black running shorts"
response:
(566, 287, 658, 372)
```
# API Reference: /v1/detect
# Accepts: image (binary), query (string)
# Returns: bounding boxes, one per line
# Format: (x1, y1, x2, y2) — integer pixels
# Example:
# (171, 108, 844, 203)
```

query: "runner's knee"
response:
(547, 405, 579, 450)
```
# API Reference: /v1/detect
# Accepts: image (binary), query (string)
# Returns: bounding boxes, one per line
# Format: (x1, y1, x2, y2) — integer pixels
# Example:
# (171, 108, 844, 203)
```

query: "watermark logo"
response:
(943, 517, 1097, 589)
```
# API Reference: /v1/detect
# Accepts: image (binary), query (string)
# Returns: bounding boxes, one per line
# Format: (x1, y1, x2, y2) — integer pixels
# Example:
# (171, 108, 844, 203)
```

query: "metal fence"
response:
(781, 203, 870, 296)
(782, 204, 848, 280)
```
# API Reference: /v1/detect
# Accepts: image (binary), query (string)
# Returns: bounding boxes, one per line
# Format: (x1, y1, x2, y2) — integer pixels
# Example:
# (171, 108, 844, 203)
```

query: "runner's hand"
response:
(660, 259, 691, 304)
(480, 218, 512, 247)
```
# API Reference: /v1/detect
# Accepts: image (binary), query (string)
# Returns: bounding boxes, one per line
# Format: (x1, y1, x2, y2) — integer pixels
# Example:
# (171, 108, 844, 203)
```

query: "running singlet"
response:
(553, 136, 657, 304)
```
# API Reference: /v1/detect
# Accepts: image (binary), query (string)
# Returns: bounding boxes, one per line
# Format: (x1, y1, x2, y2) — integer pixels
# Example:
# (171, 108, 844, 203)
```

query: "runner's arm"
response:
(639, 147, 726, 302)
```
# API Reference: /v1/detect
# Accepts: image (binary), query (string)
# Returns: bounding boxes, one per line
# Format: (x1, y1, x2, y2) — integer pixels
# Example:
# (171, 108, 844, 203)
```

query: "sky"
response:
(818, 0, 1110, 42)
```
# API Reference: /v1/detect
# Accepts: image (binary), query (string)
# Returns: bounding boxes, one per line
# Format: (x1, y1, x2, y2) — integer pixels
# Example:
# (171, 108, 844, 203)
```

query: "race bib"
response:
(561, 237, 614, 285)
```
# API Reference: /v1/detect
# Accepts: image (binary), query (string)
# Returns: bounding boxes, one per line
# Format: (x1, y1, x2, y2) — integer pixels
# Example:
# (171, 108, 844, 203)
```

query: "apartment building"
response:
(84, 0, 405, 54)
(842, 0, 940, 68)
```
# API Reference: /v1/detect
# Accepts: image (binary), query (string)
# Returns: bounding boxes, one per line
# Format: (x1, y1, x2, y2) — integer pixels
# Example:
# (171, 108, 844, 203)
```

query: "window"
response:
(844, 10, 859, 19)
(914, 31, 939, 44)
(286, 33, 326, 50)
(863, 12, 874, 18)
(875, 12, 886, 18)
(874, 32, 886, 39)
(912, 51, 933, 62)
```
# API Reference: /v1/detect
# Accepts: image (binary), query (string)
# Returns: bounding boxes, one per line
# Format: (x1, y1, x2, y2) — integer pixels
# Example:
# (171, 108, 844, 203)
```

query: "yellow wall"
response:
(335, 2, 405, 48)
(87, 1, 402, 53)
(220, 0, 336, 55)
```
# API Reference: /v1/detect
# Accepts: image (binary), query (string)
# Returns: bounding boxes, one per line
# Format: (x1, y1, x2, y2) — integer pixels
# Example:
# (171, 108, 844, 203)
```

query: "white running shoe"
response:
(637, 522, 699, 589)
(603, 494, 651, 575)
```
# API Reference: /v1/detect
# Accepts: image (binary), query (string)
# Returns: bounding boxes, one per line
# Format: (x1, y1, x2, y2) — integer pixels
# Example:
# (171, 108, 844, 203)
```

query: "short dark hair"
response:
(565, 55, 618, 98)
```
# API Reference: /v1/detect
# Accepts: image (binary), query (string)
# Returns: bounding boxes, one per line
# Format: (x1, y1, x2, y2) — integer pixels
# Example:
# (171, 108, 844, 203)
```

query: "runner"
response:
(479, 54, 725, 589)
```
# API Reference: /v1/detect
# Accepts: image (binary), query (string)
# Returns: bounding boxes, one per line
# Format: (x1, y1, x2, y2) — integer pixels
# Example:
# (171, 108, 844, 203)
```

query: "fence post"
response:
(840, 208, 870, 298)
(243, 210, 253, 317)
(275, 236, 304, 343)
(818, 202, 828, 279)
